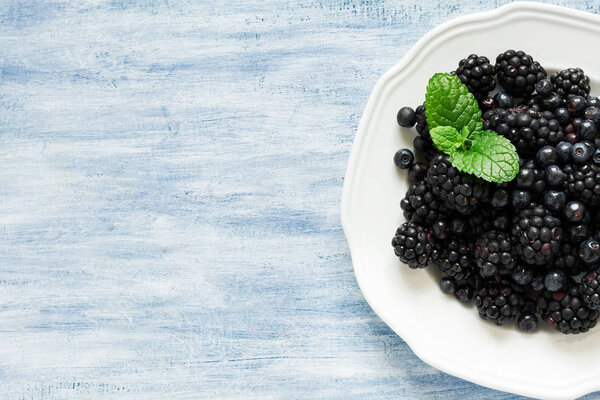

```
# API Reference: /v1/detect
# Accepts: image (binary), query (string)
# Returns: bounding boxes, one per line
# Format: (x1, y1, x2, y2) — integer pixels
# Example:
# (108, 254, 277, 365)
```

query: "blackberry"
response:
(516, 159, 546, 197)
(475, 279, 522, 326)
(550, 68, 591, 98)
(552, 242, 587, 276)
(511, 203, 563, 265)
(391, 222, 434, 269)
(432, 239, 474, 281)
(482, 106, 563, 155)
(495, 50, 546, 98)
(454, 54, 496, 100)
(467, 208, 493, 238)
(415, 103, 430, 138)
(581, 269, 600, 310)
(400, 181, 449, 226)
(439, 276, 457, 295)
(474, 231, 517, 276)
(537, 284, 599, 334)
(563, 163, 600, 206)
(427, 154, 490, 215)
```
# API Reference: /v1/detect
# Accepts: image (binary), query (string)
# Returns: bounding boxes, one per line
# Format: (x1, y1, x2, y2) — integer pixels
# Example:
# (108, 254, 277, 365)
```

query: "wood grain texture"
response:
(1, 0, 600, 399)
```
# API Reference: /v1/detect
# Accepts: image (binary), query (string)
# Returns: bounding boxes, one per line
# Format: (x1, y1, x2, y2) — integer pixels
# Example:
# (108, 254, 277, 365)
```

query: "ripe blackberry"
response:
(537, 284, 599, 334)
(400, 181, 449, 226)
(426, 154, 490, 215)
(474, 231, 517, 276)
(475, 279, 522, 326)
(454, 54, 496, 100)
(563, 162, 600, 206)
(552, 242, 587, 276)
(511, 203, 563, 265)
(580, 269, 600, 310)
(391, 222, 434, 269)
(550, 68, 591, 98)
(432, 239, 474, 281)
(495, 50, 546, 98)
(414, 102, 430, 139)
(515, 159, 546, 198)
(467, 208, 493, 238)
(482, 106, 563, 155)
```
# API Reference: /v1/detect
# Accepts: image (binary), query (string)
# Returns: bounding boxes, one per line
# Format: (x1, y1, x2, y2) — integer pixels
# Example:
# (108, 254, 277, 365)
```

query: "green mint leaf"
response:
(449, 130, 519, 183)
(429, 126, 465, 153)
(425, 73, 482, 134)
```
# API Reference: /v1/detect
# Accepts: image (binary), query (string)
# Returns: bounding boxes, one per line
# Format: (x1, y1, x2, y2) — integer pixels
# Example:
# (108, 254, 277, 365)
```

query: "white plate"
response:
(341, 3, 600, 399)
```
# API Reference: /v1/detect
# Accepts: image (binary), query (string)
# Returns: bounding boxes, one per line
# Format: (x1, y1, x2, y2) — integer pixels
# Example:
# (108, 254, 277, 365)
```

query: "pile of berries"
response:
(393, 50, 600, 334)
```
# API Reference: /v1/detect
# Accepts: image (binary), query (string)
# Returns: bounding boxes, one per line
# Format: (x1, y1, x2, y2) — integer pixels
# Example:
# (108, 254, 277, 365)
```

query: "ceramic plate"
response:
(341, 3, 600, 399)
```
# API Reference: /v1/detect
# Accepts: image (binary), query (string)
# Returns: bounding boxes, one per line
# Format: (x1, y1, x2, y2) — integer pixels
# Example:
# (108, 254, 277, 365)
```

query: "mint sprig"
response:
(425, 73, 519, 183)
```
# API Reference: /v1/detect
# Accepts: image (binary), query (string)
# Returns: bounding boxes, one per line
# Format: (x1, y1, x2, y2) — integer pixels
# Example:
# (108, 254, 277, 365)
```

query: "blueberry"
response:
(535, 79, 553, 97)
(594, 149, 600, 165)
(544, 165, 566, 186)
(512, 266, 533, 285)
(397, 107, 416, 127)
(531, 275, 545, 291)
(517, 313, 538, 333)
(555, 141, 573, 164)
(493, 91, 514, 109)
(542, 92, 564, 110)
(394, 148, 414, 169)
(572, 142, 593, 164)
(408, 162, 427, 183)
(581, 238, 600, 264)
(544, 190, 567, 211)
(413, 136, 431, 153)
(588, 97, 600, 108)
(567, 95, 587, 115)
(439, 276, 457, 295)
(536, 146, 558, 167)
(554, 107, 570, 126)
(512, 190, 531, 209)
(490, 189, 509, 209)
(578, 119, 598, 140)
(516, 167, 536, 189)
(585, 106, 600, 124)
(544, 270, 567, 292)
(564, 201, 587, 223)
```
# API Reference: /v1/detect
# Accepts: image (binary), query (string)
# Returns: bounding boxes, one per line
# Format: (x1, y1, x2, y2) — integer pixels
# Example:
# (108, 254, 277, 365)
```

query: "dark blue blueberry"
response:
(555, 141, 573, 164)
(536, 146, 558, 167)
(542, 92, 564, 110)
(572, 142, 593, 164)
(493, 91, 514, 109)
(394, 148, 415, 169)
(544, 270, 567, 292)
(544, 190, 567, 212)
(594, 149, 600, 165)
(544, 165, 566, 187)
(581, 238, 600, 264)
(564, 201, 587, 224)
(397, 106, 416, 127)
(567, 95, 587, 115)
(535, 79, 553, 97)
(585, 106, 600, 124)
(588, 97, 600, 108)
(578, 119, 598, 140)
(517, 313, 538, 333)
(439, 276, 457, 295)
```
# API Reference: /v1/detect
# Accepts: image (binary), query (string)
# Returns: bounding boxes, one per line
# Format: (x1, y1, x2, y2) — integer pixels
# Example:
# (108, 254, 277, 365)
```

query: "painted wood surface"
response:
(2, 1, 600, 399)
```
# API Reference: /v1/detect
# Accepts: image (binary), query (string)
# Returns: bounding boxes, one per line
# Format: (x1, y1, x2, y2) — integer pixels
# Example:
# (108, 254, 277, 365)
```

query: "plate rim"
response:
(341, 2, 600, 399)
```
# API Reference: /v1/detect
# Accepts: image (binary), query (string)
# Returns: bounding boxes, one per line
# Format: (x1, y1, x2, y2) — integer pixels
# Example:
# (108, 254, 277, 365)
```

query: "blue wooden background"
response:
(2, 0, 600, 399)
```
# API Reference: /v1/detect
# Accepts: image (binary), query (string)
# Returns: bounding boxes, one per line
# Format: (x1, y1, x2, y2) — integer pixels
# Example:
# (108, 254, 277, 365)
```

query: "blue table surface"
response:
(3, 0, 600, 399)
